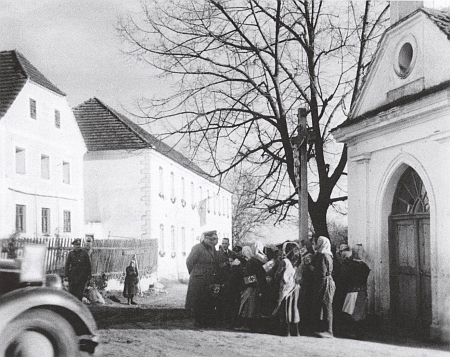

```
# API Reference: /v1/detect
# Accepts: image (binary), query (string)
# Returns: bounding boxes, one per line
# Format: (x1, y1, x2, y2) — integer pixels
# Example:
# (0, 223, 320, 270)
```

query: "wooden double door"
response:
(390, 214, 431, 329)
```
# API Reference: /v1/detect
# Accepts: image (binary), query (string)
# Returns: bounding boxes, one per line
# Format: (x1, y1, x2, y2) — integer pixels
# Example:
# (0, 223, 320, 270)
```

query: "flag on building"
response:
(198, 198, 207, 226)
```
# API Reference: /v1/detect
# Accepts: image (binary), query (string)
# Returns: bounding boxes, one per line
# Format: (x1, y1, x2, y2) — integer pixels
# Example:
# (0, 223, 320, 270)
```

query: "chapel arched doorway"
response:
(389, 167, 431, 330)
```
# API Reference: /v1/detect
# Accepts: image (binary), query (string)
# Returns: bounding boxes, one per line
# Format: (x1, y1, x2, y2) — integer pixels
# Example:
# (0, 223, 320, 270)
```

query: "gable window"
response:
(15, 147, 25, 174)
(394, 37, 417, 78)
(30, 98, 37, 119)
(41, 155, 50, 179)
(63, 161, 70, 184)
(16, 204, 26, 232)
(63, 210, 71, 232)
(42, 208, 50, 234)
(55, 109, 61, 128)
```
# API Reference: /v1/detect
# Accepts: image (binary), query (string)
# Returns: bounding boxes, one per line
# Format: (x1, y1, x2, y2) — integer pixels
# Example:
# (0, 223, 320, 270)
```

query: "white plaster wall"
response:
(83, 147, 232, 281)
(0, 81, 86, 238)
(148, 150, 232, 280)
(84, 149, 149, 240)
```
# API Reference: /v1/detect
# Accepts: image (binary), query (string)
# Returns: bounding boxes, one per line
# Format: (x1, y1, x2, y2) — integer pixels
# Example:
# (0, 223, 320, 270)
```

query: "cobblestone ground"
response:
(87, 281, 450, 357)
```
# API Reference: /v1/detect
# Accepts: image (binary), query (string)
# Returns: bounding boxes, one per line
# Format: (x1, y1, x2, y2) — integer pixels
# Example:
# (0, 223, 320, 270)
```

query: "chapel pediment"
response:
(350, 7, 450, 121)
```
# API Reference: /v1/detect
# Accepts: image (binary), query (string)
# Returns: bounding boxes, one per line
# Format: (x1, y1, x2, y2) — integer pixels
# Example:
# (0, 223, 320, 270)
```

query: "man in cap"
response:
(65, 238, 92, 300)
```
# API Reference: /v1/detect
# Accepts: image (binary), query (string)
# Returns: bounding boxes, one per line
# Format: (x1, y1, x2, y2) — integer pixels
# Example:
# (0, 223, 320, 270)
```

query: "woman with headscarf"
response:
(312, 235, 336, 338)
(273, 242, 301, 336)
(237, 246, 267, 331)
(185, 230, 219, 327)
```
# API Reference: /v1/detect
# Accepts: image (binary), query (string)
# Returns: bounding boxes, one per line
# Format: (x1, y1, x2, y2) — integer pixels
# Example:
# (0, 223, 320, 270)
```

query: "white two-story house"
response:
(0, 50, 86, 239)
(74, 98, 232, 280)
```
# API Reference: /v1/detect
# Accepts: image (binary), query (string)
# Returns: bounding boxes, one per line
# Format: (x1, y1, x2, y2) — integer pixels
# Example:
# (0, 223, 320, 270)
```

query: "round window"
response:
(397, 42, 414, 77)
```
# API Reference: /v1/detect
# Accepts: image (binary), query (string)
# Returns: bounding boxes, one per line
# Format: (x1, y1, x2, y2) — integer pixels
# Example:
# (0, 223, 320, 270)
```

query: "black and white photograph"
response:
(0, 0, 450, 356)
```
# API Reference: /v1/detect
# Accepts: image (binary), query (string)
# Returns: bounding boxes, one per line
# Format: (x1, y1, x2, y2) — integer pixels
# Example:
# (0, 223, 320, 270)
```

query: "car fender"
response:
(0, 286, 97, 336)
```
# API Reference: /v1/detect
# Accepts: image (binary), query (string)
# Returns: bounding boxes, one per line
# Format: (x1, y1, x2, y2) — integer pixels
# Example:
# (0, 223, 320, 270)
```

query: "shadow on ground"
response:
(88, 305, 449, 353)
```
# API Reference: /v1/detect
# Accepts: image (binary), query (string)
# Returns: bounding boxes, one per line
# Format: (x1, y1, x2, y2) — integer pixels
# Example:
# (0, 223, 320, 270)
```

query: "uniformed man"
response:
(65, 238, 91, 300)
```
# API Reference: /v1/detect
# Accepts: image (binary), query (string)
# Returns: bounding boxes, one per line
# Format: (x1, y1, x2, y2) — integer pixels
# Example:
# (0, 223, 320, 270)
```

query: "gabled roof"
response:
(73, 97, 214, 182)
(0, 50, 65, 118)
(422, 8, 450, 38)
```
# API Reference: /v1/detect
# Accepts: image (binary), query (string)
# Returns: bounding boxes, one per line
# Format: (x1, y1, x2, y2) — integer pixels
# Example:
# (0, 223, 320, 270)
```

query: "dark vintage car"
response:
(0, 244, 98, 357)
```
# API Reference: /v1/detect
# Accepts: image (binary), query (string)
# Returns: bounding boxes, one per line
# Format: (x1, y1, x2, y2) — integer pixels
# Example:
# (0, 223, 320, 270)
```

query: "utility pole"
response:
(291, 108, 308, 245)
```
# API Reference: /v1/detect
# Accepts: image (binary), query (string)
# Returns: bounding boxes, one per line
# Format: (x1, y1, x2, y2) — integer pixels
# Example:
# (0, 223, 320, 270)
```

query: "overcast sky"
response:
(1, 0, 449, 114)
(0, 0, 164, 112)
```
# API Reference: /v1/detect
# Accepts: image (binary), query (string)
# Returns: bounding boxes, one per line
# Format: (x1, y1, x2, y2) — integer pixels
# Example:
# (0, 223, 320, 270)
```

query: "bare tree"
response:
(230, 168, 269, 245)
(117, 0, 389, 237)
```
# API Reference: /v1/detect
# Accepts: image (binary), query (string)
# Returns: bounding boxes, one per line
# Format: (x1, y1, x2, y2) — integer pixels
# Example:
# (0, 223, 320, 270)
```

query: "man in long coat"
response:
(185, 230, 219, 327)
(65, 238, 91, 300)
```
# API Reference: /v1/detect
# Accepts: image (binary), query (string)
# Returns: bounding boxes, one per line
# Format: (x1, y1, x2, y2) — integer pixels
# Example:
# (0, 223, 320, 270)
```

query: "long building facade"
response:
(74, 98, 232, 280)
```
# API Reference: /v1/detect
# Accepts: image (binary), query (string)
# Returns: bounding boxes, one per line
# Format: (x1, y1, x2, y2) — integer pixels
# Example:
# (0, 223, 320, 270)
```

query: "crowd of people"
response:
(185, 230, 371, 338)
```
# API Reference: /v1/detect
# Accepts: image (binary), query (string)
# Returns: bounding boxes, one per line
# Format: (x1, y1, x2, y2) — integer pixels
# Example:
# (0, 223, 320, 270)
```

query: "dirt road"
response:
(88, 282, 450, 357)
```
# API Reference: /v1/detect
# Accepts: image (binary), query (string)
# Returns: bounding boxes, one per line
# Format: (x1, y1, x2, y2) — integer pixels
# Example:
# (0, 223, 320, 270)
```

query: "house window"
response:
(55, 109, 61, 128)
(159, 167, 164, 198)
(159, 224, 165, 252)
(15, 147, 25, 174)
(41, 155, 50, 179)
(198, 186, 202, 201)
(63, 161, 70, 184)
(207, 190, 210, 212)
(170, 172, 175, 202)
(191, 228, 195, 245)
(42, 208, 50, 234)
(227, 198, 229, 218)
(171, 226, 176, 252)
(63, 210, 71, 232)
(30, 98, 36, 119)
(181, 177, 186, 206)
(16, 205, 26, 232)
(191, 181, 195, 208)
(218, 195, 221, 216)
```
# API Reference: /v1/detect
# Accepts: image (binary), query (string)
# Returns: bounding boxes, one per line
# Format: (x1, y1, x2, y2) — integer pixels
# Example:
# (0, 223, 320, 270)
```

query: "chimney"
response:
(390, 1, 424, 25)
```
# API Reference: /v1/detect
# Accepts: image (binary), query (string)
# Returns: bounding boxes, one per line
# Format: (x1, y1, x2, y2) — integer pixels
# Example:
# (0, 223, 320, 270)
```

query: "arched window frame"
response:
(170, 172, 176, 203)
(159, 166, 164, 199)
(159, 224, 165, 257)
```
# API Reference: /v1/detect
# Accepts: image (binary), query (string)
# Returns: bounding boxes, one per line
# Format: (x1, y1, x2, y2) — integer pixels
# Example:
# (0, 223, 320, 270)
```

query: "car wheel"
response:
(0, 309, 78, 357)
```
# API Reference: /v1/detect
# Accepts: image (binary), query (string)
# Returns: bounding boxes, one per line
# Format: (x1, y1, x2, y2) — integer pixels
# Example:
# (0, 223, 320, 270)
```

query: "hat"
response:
(203, 230, 217, 238)
(71, 238, 81, 245)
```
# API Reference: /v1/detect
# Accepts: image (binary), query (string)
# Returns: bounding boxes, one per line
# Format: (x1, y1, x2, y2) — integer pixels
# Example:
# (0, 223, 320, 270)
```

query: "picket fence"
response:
(0, 237, 158, 278)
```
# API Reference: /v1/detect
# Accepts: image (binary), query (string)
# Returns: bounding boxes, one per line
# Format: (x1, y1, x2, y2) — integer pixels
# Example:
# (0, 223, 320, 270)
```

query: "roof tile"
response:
(0, 50, 65, 119)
